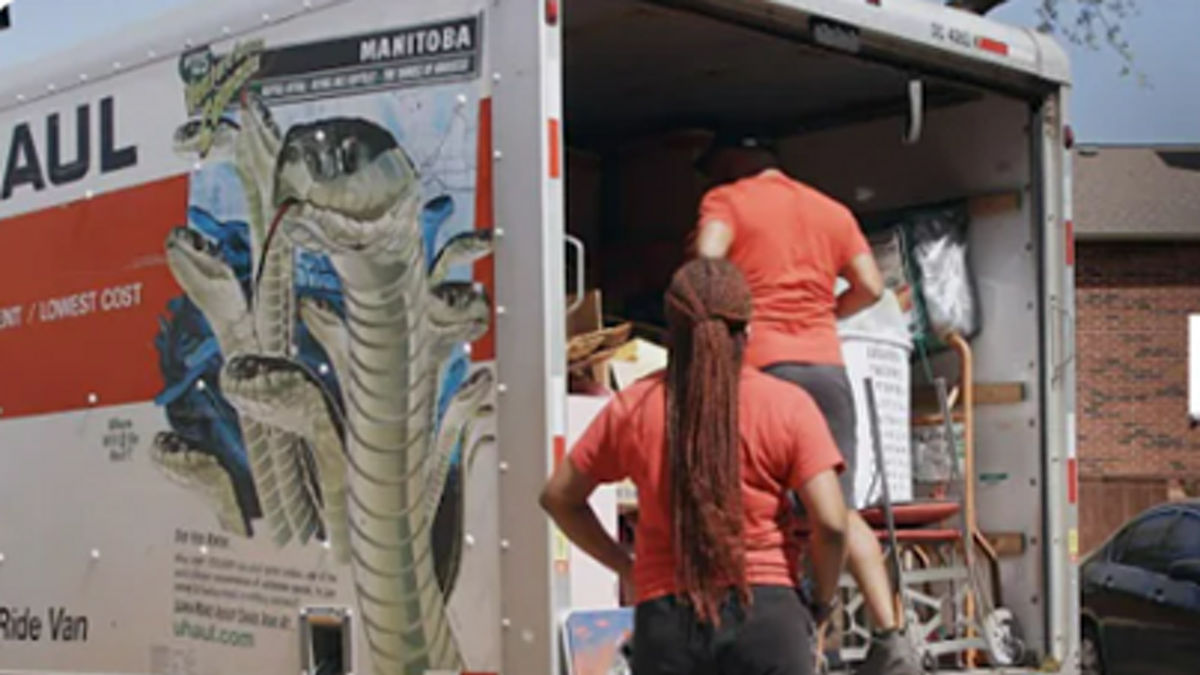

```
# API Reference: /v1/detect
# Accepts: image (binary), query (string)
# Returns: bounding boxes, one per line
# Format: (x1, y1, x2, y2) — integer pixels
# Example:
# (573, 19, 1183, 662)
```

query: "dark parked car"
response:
(1080, 501, 1200, 675)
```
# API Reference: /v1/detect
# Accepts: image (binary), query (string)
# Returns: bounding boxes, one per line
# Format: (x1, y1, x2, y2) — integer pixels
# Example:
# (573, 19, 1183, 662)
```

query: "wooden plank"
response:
(1079, 477, 1168, 554)
(971, 382, 1026, 405)
(913, 382, 1025, 413)
(968, 191, 1022, 219)
(983, 531, 1026, 558)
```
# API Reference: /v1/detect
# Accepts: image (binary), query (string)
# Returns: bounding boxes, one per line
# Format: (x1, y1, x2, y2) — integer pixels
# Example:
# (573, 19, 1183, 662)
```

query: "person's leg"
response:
(763, 364, 923, 675)
(715, 586, 815, 675)
(846, 510, 899, 629)
(632, 595, 711, 675)
(762, 363, 898, 630)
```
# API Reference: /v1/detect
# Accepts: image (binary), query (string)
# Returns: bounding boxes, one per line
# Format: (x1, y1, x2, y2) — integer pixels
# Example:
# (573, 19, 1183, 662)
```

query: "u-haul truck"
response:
(0, 0, 1075, 673)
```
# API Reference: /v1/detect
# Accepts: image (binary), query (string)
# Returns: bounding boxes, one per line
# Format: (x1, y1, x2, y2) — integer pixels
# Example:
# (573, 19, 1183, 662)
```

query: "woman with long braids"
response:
(541, 259, 848, 674)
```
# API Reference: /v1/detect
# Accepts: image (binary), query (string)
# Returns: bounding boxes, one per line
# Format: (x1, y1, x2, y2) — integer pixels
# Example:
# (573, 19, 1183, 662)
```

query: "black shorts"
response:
(762, 362, 857, 507)
(632, 586, 816, 675)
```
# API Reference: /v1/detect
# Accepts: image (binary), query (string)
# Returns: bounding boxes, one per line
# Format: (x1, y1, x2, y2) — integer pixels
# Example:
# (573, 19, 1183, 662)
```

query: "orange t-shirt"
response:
(569, 369, 844, 604)
(697, 170, 870, 367)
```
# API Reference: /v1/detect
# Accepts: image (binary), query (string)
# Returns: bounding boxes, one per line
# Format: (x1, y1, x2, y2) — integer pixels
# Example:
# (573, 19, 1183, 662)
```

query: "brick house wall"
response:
(1077, 242, 1200, 476)
(1076, 241, 1200, 548)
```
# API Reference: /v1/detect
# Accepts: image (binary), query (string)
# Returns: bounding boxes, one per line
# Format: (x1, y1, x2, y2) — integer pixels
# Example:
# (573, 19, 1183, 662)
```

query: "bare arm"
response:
(540, 460, 633, 580)
(695, 219, 734, 259)
(835, 251, 884, 319)
(794, 470, 848, 606)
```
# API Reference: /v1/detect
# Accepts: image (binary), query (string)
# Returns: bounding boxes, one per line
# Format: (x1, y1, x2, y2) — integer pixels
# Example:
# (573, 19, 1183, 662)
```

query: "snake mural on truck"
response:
(150, 22, 495, 674)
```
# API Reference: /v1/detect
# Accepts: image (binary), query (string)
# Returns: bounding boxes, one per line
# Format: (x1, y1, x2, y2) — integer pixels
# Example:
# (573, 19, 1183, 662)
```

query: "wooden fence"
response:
(1078, 476, 1170, 555)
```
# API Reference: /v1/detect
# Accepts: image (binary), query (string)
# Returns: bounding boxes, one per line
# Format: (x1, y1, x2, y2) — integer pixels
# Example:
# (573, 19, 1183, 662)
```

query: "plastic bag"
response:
(909, 204, 979, 342)
(912, 420, 964, 485)
(868, 227, 928, 344)
(860, 200, 979, 354)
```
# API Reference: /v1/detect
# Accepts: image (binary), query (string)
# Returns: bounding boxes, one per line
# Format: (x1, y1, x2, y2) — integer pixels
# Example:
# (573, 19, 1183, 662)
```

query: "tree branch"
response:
(947, 0, 1146, 84)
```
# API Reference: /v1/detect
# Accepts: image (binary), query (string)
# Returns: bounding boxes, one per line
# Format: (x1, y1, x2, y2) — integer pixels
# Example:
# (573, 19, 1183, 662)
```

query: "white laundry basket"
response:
(837, 290, 913, 508)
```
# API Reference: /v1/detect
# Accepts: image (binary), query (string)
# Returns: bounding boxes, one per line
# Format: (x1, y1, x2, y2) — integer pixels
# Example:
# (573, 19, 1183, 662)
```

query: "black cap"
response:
(694, 133, 778, 173)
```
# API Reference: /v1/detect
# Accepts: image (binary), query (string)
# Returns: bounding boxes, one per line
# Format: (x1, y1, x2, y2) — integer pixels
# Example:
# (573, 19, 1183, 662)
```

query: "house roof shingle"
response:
(1074, 145, 1200, 241)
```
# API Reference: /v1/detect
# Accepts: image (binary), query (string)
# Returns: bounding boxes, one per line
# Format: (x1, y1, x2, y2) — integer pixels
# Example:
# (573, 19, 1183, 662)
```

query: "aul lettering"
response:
(3, 123, 45, 197)
(47, 104, 90, 185)
(99, 98, 137, 173)
(1, 96, 138, 201)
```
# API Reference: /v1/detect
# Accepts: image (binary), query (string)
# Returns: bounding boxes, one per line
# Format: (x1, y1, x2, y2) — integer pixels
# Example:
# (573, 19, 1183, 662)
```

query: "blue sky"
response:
(991, 0, 1200, 145)
(0, 0, 192, 65)
(0, 0, 1196, 144)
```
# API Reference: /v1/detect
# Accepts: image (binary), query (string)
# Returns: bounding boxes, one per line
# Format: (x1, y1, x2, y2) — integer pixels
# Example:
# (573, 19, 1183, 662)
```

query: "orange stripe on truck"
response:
(0, 175, 189, 418)
(549, 118, 562, 179)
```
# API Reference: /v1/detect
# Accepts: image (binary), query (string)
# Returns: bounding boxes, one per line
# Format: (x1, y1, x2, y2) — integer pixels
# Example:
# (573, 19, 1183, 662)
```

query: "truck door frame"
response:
(489, 2, 570, 673)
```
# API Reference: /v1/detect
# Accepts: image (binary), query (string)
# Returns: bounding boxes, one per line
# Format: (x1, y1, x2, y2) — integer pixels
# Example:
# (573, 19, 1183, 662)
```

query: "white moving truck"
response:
(0, 0, 1076, 673)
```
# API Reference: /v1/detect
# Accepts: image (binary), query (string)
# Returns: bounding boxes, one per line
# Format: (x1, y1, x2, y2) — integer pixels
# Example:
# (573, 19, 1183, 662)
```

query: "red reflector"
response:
(1065, 220, 1075, 266)
(548, 118, 562, 179)
(1064, 124, 1075, 150)
(546, 0, 559, 25)
(554, 435, 566, 467)
(1067, 458, 1078, 505)
(976, 36, 1009, 56)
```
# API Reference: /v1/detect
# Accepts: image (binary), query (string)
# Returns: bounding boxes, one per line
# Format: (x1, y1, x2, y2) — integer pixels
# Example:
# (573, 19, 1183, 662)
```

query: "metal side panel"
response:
(490, 1, 567, 673)
(1036, 87, 1076, 672)
(1055, 84, 1080, 674)
(956, 158, 1045, 656)
(1062, 83, 1080, 624)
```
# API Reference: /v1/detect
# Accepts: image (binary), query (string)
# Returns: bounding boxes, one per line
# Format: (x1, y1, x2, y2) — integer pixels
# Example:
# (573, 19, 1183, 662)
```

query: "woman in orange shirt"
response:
(541, 259, 848, 674)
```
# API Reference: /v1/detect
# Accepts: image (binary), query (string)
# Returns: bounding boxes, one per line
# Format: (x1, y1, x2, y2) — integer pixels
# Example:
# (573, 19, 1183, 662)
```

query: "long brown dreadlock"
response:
(664, 258, 754, 624)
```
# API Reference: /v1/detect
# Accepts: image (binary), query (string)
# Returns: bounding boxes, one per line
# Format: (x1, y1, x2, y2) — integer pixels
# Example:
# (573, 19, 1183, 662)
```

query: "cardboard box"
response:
(567, 289, 603, 338)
